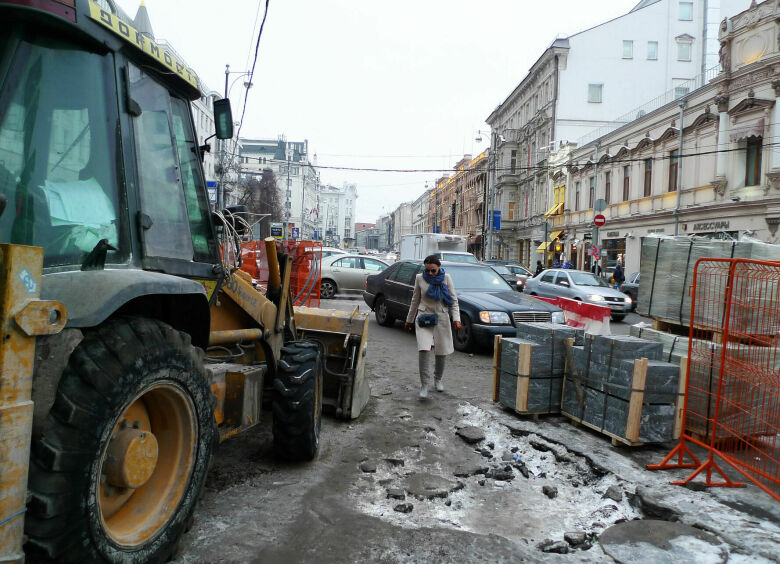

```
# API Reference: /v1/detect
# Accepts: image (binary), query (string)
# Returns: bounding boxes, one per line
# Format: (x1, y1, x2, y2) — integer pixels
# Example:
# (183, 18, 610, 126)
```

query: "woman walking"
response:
(405, 256, 461, 399)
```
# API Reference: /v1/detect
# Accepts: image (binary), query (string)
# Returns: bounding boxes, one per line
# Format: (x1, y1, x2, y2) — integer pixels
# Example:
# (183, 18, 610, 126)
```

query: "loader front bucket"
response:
(294, 305, 370, 420)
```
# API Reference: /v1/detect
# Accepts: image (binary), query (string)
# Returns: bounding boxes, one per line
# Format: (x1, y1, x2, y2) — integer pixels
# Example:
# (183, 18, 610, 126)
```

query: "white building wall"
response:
(556, 0, 751, 146)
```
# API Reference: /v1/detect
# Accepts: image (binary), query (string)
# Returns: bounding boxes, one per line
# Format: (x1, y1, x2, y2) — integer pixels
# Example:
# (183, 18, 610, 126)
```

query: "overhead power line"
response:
(241, 140, 779, 175)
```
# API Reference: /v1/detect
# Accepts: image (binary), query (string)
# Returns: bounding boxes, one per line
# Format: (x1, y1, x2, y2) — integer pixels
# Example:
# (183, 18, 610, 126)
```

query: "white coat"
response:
(405, 272, 461, 355)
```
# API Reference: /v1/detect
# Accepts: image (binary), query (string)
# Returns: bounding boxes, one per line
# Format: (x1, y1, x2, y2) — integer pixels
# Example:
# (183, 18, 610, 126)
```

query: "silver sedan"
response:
(320, 255, 389, 299)
(524, 268, 632, 321)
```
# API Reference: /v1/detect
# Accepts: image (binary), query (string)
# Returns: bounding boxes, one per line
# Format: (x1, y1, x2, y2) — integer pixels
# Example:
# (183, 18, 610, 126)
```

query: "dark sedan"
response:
(363, 260, 565, 351)
(620, 272, 640, 311)
(483, 260, 533, 292)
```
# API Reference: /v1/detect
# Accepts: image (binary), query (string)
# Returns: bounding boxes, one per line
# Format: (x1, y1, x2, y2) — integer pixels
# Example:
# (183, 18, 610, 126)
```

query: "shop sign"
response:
(648, 228, 665, 234)
(606, 231, 620, 238)
(692, 221, 730, 231)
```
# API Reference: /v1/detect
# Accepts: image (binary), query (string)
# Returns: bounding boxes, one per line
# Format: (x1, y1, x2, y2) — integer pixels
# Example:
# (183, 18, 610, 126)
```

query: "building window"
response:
(679, 1, 693, 20)
(745, 137, 762, 186)
(668, 150, 679, 192)
(622, 40, 633, 59)
(588, 84, 603, 103)
(510, 150, 517, 173)
(508, 202, 515, 220)
(588, 177, 595, 209)
(677, 42, 691, 61)
(605, 171, 611, 204)
(623, 166, 630, 201)
(644, 159, 653, 197)
(647, 41, 658, 60)
(575, 182, 581, 211)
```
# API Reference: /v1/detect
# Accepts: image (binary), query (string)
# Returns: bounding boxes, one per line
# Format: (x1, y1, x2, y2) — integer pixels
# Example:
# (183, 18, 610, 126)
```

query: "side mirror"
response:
(213, 98, 234, 140)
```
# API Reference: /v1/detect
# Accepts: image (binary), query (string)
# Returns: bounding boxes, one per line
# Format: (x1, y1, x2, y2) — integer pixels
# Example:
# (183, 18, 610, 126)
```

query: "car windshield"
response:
(446, 265, 512, 291)
(569, 271, 610, 287)
(507, 265, 532, 276)
(441, 252, 478, 263)
(491, 265, 512, 275)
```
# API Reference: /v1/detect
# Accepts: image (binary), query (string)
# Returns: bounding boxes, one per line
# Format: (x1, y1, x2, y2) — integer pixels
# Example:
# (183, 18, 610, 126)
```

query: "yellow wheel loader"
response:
(0, 1, 370, 562)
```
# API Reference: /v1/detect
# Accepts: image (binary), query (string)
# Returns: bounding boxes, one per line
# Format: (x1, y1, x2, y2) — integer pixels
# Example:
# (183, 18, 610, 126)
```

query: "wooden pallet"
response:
(652, 317, 691, 337)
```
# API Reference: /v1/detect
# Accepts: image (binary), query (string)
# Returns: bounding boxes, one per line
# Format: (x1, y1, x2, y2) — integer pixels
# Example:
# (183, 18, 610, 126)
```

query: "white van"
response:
(399, 233, 477, 263)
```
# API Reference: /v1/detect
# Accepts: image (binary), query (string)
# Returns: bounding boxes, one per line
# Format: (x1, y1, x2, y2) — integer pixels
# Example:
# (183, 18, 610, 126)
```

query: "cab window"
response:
(170, 98, 216, 262)
(0, 30, 123, 266)
(128, 63, 193, 261)
(541, 271, 556, 283)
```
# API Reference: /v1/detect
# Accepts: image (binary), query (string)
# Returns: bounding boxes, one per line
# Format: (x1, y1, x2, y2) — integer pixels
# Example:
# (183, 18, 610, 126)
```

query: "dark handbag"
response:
(417, 313, 438, 328)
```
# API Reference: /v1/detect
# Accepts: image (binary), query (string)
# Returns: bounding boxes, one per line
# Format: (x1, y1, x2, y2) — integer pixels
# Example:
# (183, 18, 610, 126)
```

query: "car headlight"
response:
(478, 311, 511, 325)
(589, 294, 605, 302)
(624, 296, 632, 304)
(551, 311, 565, 324)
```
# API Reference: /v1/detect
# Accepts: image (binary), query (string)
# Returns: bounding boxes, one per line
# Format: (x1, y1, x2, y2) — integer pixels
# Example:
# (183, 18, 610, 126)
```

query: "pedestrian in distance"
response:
(535, 260, 544, 277)
(591, 262, 602, 276)
(613, 263, 625, 289)
(405, 255, 461, 399)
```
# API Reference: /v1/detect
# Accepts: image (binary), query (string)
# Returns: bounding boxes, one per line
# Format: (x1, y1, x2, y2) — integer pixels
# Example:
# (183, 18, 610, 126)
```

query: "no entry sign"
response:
(594, 214, 606, 227)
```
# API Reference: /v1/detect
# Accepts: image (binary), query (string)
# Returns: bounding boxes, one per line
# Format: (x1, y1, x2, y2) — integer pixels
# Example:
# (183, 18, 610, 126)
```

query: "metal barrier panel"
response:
(241, 241, 322, 307)
(649, 258, 780, 502)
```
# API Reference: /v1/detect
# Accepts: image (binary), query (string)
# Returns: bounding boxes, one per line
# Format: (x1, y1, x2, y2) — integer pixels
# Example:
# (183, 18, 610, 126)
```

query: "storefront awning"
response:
(548, 230, 563, 241)
(729, 118, 764, 142)
(535, 241, 550, 252)
(543, 202, 563, 218)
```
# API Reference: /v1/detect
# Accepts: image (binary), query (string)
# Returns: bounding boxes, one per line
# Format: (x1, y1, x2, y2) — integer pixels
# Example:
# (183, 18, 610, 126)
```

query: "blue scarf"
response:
(423, 267, 453, 306)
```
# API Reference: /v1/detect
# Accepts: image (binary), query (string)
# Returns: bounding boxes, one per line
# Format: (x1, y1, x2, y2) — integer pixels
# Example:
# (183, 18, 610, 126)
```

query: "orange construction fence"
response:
(648, 258, 780, 502)
(241, 240, 322, 308)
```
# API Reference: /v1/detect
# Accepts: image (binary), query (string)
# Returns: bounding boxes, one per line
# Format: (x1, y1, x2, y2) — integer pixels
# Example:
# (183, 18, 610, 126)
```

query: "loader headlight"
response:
(479, 311, 511, 325)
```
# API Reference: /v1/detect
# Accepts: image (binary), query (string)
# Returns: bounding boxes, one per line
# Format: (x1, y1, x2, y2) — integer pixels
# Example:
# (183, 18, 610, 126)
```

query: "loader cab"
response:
(0, 1, 223, 282)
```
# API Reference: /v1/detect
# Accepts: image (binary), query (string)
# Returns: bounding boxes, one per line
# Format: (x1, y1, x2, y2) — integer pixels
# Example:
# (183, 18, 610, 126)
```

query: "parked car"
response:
(620, 272, 640, 311)
(483, 260, 533, 292)
(363, 260, 565, 351)
(524, 268, 632, 321)
(320, 255, 389, 298)
(384, 251, 399, 263)
(321, 247, 348, 259)
(489, 264, 523, 292)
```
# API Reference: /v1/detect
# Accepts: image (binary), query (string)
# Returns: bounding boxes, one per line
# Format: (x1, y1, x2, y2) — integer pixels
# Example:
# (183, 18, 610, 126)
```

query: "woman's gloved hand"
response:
(404, 322, 413, 332)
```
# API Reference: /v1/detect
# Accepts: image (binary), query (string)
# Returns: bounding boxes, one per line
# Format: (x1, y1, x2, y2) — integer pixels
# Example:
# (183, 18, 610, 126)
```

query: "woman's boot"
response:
(418, 351, 432, 399)
(434, 355, 446, 392)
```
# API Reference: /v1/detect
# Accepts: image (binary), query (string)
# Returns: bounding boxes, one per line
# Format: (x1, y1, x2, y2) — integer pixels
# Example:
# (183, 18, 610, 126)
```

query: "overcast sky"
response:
(114, 0, 638, 223)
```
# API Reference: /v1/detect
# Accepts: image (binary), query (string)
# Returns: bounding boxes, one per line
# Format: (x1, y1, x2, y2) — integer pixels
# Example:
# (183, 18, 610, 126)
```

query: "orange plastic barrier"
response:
(648, 258, 780, 502)
(241, 241, 322, 307)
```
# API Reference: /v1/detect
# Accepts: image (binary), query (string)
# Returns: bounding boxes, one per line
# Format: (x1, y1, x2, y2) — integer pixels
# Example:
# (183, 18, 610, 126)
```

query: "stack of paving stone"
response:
(637, 236, 780, 328)
(629, 324, 780, 440)
(562, 334, 684, 445)
(629, 323, 690, 366)
(493, 323, 583, 415)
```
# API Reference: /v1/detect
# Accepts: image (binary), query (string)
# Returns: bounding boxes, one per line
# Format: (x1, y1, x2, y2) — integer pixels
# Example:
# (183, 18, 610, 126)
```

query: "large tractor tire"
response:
(25, 317, 215, 563)
(272, 341, 323, 461)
